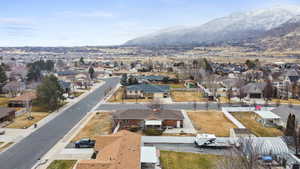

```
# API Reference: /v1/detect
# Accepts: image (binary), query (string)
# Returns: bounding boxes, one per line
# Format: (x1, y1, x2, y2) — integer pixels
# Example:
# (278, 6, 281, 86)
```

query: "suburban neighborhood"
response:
(4, 1, 300, 169)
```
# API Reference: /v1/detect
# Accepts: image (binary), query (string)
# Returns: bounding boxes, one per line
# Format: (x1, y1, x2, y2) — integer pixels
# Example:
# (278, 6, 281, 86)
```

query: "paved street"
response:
(97, 102, 300, 111)
(0, 77, 120, 169)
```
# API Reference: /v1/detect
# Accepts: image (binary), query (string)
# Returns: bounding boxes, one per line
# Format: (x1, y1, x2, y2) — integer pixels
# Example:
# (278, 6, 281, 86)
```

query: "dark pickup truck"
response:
(74, 138, 95, 148)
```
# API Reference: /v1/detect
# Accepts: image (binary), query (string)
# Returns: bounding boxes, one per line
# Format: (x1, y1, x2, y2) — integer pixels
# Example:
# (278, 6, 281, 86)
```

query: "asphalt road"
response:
(97, 102, 300, 111)
(0, 77, 120, 169)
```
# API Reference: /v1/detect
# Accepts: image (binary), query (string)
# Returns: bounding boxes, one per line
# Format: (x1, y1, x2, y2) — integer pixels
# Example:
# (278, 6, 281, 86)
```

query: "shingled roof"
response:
(113, 109, 184, 121)
(126, 84, 170, 94)
(76, 130, 141, 169)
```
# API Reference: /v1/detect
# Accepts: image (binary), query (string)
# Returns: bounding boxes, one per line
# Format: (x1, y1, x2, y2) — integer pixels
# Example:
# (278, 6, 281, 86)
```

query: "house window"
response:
(135, 91, 138, 94)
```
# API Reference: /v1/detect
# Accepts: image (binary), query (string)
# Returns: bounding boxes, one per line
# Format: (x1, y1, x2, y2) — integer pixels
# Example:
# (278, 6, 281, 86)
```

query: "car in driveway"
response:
(74, 138, 95, 148)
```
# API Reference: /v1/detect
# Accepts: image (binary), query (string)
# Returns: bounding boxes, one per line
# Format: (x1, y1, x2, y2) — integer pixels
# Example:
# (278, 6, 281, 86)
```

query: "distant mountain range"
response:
(124, 6, 300, 50)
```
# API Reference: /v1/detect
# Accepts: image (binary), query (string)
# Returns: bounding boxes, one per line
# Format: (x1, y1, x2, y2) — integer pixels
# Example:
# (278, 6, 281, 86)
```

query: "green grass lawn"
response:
(46, 160, 77, 169)
(160, 151, 220, 169)
(168, 83, 185, 88)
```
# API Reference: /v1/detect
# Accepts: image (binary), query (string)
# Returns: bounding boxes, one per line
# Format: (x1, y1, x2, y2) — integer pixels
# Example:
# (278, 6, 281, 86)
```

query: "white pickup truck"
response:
(194, 134, 231, 148)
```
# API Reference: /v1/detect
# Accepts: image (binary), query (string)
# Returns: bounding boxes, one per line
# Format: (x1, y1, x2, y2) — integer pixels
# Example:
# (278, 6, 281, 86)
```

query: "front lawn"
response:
(72, 112, 112, 141)
(168, 83, 185, 89)
(47, 160, 77, 169)
(231, 112, 283, 137)
(0, 142, 13, 152)
(72, 91, 85, 97)
(6, 112, 49, 128)
(160, 151, 220, 169)
(187, 111, 236, 137)
(171, 91, 207, 102)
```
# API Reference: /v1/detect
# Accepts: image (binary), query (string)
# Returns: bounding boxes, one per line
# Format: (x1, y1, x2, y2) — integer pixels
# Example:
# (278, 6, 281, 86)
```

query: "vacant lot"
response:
(160, 151, 220, 169)
(171, 91, 207, 102)
(231, 112, 283, 137)
(6, 112, 49, 129)
(47, 160, 77, 169)
(187, 111, 236, 137)
(108, 88, 152, 103)
(72, 112, 112, 141)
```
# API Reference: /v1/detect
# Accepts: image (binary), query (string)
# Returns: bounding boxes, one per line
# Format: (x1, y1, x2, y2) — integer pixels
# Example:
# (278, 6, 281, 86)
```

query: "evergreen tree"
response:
(263, 80, 273, 100)
(88, 66, 95, 79)
(79, 57, 85, 65)
(120, 74, 128, 86)
(0, 65, 7, 92)
(37, 75, 65, 111)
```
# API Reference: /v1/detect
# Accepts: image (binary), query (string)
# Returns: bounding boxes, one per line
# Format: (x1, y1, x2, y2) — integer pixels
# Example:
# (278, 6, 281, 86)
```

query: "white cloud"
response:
(58, 11, 115, 18)
(0, 17, 33, 25)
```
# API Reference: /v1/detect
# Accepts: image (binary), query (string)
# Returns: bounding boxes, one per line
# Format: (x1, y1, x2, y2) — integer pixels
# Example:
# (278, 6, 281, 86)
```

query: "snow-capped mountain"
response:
(124, 6, 300, 46)
(255, 15, 300, 51)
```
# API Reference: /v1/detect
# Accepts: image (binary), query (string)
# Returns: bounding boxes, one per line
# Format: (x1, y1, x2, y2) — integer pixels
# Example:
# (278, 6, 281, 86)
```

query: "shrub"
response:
(129, 125, 140, 132)
(144, 128, 163, 136)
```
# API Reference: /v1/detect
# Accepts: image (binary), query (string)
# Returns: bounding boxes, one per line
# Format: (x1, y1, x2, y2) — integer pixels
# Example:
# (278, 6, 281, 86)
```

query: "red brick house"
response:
(112, 109, 184, 130)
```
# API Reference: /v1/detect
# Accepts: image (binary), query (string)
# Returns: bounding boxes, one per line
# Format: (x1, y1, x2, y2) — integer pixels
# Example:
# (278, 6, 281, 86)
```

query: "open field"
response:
(231, 112, 283, 137)
(171, 91, 207, 102)
(108, 88, 152, 103)
(72, 112, 112, 141)
(160, 151, 220, 169)
(6, 112, 49, 129)
(0, 142, 13, 152)
(187, 111, 236, 137)
(46, 160, 77, 169)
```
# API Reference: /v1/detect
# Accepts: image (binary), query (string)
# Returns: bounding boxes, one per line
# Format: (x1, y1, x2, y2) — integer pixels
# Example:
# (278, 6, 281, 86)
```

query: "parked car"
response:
(75, 138, 95, 148)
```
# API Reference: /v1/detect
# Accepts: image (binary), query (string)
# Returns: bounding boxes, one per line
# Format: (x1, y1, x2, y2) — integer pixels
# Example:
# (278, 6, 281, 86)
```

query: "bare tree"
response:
(216, 137, 265, 169)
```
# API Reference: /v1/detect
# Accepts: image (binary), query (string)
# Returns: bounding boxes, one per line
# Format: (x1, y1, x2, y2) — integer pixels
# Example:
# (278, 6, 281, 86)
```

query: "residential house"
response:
(0, 107, 16, 124)
(253, 110, 281, 127)
(76, 130, 159, 169)
(125, 84, 170, 99)
(241, 82, 267, 101)
(58, 80, 73, 94)
(112, 109, 184, 130)
(8, 91, 37, 107)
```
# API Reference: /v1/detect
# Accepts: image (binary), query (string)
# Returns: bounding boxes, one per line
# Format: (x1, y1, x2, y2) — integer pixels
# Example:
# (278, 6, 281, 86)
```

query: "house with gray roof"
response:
(125, 84, 170, 99)
(241, 82, 267, 101)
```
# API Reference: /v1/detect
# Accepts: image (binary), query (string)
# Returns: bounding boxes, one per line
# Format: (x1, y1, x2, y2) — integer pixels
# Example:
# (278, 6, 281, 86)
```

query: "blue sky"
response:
(0, 0, 300, 46)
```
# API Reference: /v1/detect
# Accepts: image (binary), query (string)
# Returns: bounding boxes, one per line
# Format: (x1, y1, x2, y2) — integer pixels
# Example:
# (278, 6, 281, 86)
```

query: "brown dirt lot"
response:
(6, 112, 49, 129)
(171, 91, 207, 102)
(72, 112, 112, 141)
(187, 111, 236, 137)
